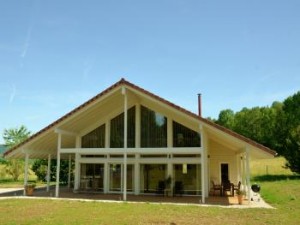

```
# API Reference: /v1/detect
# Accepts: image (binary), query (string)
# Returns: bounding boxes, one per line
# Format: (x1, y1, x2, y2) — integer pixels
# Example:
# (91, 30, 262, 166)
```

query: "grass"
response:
(0, 157, 299, 224)
(250, 156, 294, 176)
(0, 178, 300, 225)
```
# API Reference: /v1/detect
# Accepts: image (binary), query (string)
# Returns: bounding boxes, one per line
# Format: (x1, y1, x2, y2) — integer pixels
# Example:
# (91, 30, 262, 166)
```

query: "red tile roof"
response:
(4, 78, 276, 157)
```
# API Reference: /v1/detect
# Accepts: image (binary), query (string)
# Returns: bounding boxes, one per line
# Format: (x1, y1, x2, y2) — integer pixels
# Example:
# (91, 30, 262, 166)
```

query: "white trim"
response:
(60, 147, 203, 155)
(54, 128, 77, 137)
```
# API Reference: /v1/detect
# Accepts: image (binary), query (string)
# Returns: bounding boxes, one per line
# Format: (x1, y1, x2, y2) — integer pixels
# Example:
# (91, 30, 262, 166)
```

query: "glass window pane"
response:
(141, 106, 167, 147)
(80, 163, 104, 192)
(173, 121, 201, 147)
(140, 164, 167, 194)
(82, 124, 105, 148)
(173, 164, 201, 195)
(110, 107, 135, 148)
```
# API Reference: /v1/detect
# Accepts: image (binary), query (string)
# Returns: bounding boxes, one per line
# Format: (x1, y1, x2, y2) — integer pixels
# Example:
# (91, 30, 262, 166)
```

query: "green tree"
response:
(216, 109, 235, 129)
(32, 159, 73, 184)
(2, 125, 31, 181)
(3, 125, 31, 148)
(281, 91, 300, 173)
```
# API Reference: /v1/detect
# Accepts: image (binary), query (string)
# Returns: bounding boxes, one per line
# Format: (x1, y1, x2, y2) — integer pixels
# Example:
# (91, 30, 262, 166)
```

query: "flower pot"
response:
(25, 185, 35, 196)
(237, 194, 244, 205)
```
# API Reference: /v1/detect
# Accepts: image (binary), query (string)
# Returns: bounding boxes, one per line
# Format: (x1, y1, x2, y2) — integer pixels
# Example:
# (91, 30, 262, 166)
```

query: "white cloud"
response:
(20, 26, 33, 59)
(9, 84, 17, 104)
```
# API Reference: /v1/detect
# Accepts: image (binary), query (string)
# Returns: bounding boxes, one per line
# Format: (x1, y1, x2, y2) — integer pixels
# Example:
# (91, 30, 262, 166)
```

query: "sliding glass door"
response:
(109, 164, 134, 192)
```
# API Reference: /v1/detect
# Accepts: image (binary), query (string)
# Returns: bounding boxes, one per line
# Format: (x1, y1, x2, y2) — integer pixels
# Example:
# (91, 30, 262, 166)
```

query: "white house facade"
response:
(4, 79, 276, 203)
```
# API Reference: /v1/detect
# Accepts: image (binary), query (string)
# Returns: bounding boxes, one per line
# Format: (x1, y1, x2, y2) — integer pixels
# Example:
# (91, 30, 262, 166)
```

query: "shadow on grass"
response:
(252, 174, 300, 182)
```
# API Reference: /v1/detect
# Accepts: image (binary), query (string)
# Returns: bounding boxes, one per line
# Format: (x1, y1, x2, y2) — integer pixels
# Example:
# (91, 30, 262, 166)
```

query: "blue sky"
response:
(1, 0, 300, 143)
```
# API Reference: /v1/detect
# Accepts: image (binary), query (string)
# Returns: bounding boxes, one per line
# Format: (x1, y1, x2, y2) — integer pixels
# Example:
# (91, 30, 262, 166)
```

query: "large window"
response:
(173, 121, 201, 147)
(173, 164, 201, 195)
(110, 106, 135, 148)
(141, 106, 167, 147)
(80, 163, 104, 191)
(81, 124, 105, 148)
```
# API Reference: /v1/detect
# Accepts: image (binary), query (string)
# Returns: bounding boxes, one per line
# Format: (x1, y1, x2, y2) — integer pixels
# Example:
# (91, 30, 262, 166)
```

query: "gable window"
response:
(173, 121, 201, 147)
(141, 105, 167, 148)
(81, 124, 105, 148)
(110, 106, 136, 148)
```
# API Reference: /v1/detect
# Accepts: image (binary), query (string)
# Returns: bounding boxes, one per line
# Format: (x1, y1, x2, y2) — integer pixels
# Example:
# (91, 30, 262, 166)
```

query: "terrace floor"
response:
(0, 186, 272, 208)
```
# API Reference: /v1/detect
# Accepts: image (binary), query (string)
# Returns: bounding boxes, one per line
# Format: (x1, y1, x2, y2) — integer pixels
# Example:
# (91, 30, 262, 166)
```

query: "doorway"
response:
(221, 163, 229, 183)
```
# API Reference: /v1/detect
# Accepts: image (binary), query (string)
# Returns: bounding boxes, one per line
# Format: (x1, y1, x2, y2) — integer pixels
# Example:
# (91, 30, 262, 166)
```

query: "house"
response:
(4, 78, 276, 203)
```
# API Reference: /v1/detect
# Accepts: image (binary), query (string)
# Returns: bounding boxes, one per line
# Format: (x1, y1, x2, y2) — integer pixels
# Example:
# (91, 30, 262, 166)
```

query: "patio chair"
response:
(173, 181, 184, 196)
(211, 181, 222, 196)
(222, 180, 233, 196)
(156, 180, 166, 195)
(233, 181, 241, 196)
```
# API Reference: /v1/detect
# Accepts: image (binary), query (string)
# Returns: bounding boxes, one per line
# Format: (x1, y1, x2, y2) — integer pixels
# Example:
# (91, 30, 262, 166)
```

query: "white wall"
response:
(209, 140, 238, 185)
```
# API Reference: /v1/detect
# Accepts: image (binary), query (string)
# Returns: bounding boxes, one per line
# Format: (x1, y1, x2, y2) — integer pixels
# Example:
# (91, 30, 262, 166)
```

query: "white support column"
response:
(200, 124, 205, 203)
(134, 154, 140, 195)
(167, 155, 173, 196)
(55, 133, 62, 197)
(241, 154, 246, 190)
(245, 146, 251, 203)
(68, 154, 72, 189)
(135, 104, 141, 148)
(105, 119, 110, 148)
(74, 136, 81, 191)
(202, 128, 209, 197)
(23, 153, 29, 196)
(122, 87, 128, 201)
(46, 154, 51, 192)
(104, 162, 109, 193)
(135, 104, 140, 195)
(167, 117, 173, 148)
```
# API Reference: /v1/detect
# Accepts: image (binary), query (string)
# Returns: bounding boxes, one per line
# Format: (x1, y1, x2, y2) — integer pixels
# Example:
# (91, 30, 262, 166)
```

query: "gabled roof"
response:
(4, 78, 276, 158)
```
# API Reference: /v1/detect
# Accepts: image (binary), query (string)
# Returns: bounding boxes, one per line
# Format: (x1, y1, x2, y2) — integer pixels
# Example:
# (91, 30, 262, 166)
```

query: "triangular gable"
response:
(4, 78, 276, 159)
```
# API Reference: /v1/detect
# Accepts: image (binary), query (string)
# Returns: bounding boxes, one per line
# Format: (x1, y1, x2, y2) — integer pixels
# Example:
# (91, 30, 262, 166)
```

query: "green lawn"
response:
(0, 157, 299, 224)
(0, 177, 300, 225)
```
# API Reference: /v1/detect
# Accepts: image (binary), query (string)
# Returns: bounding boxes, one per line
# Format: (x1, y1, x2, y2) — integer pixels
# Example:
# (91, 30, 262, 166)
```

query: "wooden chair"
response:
(211, 181, 222, 196)
(233, 181, 241, 196)
(222, 181, 233, 196)
(156, 180, 165, 195)
(173, 181, 184, 196)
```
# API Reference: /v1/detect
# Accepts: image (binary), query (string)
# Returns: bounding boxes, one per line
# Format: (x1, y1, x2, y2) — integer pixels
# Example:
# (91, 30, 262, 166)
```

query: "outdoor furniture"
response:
(233, 181, 241, 196)
(156, 180, 166, 195)
(211, 181, 222, 196)
(222, 181, 234, 196)
(173, 181, 184, 196)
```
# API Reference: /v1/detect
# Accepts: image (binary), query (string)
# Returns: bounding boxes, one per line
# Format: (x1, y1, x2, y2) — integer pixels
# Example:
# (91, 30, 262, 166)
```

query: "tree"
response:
(3, 125, 31, 148)
(216, 109, 235, 129)
(281, 91, 300, 173)
(32, 159, 73, 184)
(2, 125, 31, 181)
